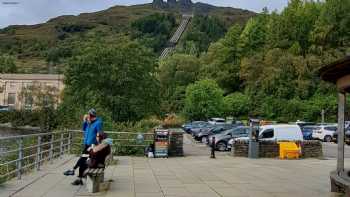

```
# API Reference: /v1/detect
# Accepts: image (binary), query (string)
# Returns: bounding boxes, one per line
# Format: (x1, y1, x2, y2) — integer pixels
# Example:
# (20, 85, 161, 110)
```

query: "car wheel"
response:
(216, 142, 227, 151)
(324, 135, 332, 143)
(201, 136, 208, 144)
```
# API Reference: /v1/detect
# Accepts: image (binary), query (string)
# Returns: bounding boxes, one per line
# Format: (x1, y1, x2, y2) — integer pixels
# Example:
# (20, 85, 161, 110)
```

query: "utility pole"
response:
(321, 109, 325, 124)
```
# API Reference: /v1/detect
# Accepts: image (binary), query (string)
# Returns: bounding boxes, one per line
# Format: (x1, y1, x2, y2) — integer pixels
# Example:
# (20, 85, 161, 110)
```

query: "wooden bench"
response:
(85, 153, 113, 193)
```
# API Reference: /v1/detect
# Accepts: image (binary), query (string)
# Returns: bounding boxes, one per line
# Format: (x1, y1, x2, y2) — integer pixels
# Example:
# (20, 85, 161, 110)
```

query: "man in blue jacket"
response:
(84, 109, 103, 147)
(63, 108, 104, 185)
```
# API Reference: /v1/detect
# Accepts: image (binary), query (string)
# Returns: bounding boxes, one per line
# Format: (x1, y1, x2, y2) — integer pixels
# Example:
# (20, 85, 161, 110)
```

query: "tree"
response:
(158, 54, 200, 113)
(311, 0, 350, 49)
(184, 79, 225, 120)
(18, 82, 60, 131)
(223, 92, 250, 118)
(182, 15, 226, 53)
(63, 36, 160, 122)
(0, 54, 17, 73)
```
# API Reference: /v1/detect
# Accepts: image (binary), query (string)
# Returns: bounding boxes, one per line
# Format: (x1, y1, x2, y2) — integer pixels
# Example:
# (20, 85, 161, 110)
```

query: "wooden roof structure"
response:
(319, 56, 350, 92)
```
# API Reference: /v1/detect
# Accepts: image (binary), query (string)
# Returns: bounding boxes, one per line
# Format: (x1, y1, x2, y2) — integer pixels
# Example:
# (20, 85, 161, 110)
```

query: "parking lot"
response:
(185, 132, 350, 159)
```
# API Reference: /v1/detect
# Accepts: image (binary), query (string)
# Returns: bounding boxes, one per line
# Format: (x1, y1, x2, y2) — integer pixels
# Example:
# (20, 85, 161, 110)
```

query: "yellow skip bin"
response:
(278, 142, 301, 159)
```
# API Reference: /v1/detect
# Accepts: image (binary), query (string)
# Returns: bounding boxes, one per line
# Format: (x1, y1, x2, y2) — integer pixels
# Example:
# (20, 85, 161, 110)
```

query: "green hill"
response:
(0, 3, 255, 73)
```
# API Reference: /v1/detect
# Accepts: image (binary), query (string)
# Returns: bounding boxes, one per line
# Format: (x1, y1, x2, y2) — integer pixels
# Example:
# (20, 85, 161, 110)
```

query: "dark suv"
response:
(194, 124, 238, 143)
(208, 126, 250, 151)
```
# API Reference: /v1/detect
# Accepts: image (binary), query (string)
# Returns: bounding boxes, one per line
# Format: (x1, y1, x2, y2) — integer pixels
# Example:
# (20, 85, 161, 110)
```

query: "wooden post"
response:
(17, 138, 23, 180)
(36, 136, 42, 171)
(337, 92, 346, 174)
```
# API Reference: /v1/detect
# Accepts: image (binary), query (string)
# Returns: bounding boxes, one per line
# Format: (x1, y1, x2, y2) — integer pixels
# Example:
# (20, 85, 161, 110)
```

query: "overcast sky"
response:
(0, 0, 289, 28)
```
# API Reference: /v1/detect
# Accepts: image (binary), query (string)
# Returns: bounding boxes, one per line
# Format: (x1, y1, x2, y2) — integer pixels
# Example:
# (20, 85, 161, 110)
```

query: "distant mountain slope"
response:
(0, 2, 255, 73)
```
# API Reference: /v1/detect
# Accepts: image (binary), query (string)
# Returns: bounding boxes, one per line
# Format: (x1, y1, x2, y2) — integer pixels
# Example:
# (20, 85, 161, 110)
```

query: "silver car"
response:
(208, 126, 250, 151)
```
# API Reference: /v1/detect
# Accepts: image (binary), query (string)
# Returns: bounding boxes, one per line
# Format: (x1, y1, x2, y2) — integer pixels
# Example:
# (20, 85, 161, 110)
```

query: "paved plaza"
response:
(1, 154, 348, 197)
(1, 135, 348, 197)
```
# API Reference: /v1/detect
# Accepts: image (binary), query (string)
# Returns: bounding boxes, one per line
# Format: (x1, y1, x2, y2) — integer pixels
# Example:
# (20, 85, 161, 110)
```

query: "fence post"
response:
(36, 136, 42, 171)
(68, 130, 72, 154)
(49, 134, 54, 164)
(17, 138, 23, 180)
(60, 133, 64, 158)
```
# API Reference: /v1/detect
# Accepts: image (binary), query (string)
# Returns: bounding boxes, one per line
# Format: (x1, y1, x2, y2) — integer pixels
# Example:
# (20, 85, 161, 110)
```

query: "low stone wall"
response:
(168, 130, 184, 157)
(232, 140, 323, 158)
(300, 141, 323, 158)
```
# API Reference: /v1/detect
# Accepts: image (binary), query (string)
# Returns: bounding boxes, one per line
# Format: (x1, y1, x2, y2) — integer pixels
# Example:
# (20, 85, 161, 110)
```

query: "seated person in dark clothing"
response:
(67, 132, 112, 185)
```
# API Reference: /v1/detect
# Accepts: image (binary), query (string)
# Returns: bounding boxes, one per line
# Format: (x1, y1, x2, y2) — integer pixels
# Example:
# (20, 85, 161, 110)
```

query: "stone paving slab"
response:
(2, 154, 350, 197)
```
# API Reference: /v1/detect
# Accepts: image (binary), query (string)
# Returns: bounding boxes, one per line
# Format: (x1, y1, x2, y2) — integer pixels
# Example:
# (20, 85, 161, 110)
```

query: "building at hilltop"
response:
(0, 74, 64, 110)
(153, 0, 193, 10)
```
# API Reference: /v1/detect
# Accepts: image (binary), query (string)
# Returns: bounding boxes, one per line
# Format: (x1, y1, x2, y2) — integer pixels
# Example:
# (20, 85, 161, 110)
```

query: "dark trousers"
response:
(73, 145, 89, 178)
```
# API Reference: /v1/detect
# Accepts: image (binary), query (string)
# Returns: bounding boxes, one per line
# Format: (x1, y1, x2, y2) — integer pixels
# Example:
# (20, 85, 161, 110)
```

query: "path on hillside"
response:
(160, 15, 192, 59)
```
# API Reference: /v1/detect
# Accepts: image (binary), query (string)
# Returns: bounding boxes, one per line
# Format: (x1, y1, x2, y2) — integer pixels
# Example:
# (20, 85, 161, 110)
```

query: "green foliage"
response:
(172, 0, 348, 122)
(184, 79, 225, 120)
(223, 92, 250, 118)
(311, 0, 350, 49)
(181, 15, 226, 53)
(200, 25, 242, 94)
(0, 54, 17, 73)
(131, 13, 176, 53)
(62, 36, 160, 123)
(159, 54, 201, 113)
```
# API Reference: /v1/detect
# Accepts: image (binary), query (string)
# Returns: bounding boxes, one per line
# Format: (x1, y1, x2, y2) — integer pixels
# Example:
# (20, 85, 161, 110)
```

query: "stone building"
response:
(0, 74, 64, 110)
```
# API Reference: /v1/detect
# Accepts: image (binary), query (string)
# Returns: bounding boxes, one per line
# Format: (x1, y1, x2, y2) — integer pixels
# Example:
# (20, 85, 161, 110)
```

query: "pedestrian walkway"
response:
(1, 153, 346, 197)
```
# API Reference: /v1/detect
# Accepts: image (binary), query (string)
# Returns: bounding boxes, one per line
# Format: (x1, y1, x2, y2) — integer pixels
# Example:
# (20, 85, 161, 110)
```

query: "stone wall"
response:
(300, 141, 323, 158)
(168, 130, 184, 157)
(232, 140, 323, 158)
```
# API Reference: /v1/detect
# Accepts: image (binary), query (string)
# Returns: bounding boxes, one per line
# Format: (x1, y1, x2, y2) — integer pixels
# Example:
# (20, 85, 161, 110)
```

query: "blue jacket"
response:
(83, 118, 103, 145)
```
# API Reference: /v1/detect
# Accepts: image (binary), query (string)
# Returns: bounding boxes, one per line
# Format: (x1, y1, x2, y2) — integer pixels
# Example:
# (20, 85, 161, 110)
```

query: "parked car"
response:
(301, 126, 318, 140)
(194, 124, 237, 142)
(311, 124, 337, 142)
(182, 121, 208, 133)
(208, 126, 250, 151)
(332, 127, 350, 144)
(191, 125, 216, 138)
(188, 122, 212, 135)
(208, 118, 226, 125)
(228, 138, 235, 150)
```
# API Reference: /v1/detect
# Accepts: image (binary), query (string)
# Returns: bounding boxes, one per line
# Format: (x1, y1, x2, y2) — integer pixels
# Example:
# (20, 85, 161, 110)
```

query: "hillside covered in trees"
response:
(1, 0, 349, 128)
(160, 0, 350, 122)
(0, 2, 254, 74)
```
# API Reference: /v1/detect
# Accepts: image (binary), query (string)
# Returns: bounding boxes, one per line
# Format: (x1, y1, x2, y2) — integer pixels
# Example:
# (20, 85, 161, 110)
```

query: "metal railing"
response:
(0, 130, 71, 181)
(0, 129, 154, 182)
(69, 130, 154, 155)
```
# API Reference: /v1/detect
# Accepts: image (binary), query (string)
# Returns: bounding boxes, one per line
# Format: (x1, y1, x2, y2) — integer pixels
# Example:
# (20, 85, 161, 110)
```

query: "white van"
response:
(258, 124, 303, 141)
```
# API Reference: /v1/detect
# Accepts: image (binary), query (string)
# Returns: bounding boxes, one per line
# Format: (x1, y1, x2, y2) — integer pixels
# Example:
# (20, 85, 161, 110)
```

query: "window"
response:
(7, 93, 16, 105)
(25, 96, 33, 109)
(325, 127, 337, 131)
(260, 129, 274, 139)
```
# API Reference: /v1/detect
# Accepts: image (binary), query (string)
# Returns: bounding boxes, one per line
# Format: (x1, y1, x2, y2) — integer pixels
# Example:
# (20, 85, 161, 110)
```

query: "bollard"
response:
(36, 136, 42, 171)
(210, 136, 216, 159)
(17, 138, 23, 179)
